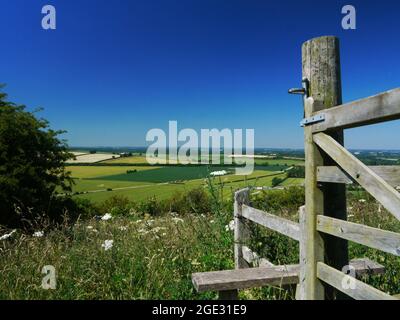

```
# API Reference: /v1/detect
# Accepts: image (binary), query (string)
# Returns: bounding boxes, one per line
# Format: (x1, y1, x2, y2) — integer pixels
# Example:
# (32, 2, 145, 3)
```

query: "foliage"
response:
(0, 86, 74, 228)
(287, 165, 305, 178)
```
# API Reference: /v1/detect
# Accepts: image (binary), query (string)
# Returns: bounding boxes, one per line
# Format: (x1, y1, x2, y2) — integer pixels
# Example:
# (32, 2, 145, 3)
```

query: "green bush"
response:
(253, 186, 305, 212)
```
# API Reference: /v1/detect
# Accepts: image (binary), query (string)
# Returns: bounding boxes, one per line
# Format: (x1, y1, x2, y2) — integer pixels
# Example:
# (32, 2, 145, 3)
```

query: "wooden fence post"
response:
(302, 36, 349, 300)
(234, 188, 251, 269)
(220, 188, 250, 300)
(296, 205, 306, 300)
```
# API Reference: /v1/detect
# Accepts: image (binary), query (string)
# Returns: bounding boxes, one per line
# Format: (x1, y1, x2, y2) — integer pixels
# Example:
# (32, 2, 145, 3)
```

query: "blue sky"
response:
(1, 0, 400, 149)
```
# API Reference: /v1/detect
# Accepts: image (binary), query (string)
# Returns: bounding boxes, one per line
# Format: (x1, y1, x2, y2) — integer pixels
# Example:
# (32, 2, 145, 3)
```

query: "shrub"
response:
(253, 186, 305, 212)
(0, 86, 75, 228)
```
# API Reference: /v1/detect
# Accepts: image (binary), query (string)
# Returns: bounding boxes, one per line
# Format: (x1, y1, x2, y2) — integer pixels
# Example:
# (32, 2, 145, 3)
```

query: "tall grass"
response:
(0, 187, 399, 299)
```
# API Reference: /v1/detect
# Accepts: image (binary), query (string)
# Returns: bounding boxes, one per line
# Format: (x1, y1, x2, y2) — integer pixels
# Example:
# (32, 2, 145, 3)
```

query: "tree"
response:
(0, 86, 75, 228)
(272, 177, 283, 187)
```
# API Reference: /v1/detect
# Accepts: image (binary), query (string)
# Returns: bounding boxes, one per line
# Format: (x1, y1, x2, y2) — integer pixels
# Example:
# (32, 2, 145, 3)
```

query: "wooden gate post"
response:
(234, 188, 251, 270)
(219, 188, 251, 300)
(302, 36, 349, 300)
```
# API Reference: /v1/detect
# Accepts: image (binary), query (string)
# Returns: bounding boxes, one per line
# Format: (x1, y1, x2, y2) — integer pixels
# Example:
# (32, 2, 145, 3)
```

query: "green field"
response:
(70, 160, 304, 203)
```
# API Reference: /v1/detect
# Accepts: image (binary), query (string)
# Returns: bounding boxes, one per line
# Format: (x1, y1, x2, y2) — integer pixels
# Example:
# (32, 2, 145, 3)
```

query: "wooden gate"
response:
(192, 36, 400, 300)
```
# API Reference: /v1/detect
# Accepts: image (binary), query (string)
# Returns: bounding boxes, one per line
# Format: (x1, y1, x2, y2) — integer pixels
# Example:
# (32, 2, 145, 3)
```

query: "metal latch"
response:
(300, 114, 325, 127)
(288, 78, 310, 97)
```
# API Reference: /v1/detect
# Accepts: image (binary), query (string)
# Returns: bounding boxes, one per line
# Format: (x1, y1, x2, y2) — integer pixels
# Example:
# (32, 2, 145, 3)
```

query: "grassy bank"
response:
(0, 188, 399, 299)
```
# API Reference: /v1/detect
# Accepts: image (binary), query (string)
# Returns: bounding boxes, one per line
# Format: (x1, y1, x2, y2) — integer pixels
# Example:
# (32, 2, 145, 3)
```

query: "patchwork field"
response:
(69, 157, 304, 203)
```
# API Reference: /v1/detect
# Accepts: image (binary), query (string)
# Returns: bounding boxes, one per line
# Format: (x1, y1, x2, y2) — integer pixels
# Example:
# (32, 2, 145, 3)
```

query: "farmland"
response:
(68, 153, 305, 203)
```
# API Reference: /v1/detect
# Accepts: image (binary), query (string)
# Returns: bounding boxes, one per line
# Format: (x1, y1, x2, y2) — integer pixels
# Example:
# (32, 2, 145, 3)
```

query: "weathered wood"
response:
(297, 206, 306, 300)
(218, 290, 238, 300)
(303, 97, 326, 300)
(349, 258, 386, 276)
(311, 88, 400, 132)
(317, 215, 400, 256)
(242, 246, 274, 267)
(303, 35, 348, 300)
(241, 205, 300, 241)
(317, 165, 400, 188)
(192, 258, 384, 293)
(192, 265, 299, 292)
(317, 262, 396, 300)
(234, 189, 251, 269)
(314, 133, 400, 221)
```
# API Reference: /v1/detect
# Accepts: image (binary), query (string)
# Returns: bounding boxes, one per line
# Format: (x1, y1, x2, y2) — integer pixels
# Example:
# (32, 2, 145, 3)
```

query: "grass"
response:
(0, 213, 235, 299)
(0, 188, 399, 300)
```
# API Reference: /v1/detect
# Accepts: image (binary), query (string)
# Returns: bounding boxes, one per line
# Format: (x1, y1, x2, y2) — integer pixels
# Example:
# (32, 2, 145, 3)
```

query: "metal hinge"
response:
(300, 114, 325, 127)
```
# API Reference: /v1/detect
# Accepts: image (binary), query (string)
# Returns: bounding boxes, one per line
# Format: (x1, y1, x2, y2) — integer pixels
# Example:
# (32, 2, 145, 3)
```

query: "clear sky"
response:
(1, 0, 400, 149)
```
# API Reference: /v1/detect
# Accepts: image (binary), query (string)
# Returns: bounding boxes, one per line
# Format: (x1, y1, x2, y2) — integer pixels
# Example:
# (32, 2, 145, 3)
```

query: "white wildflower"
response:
(0, 230, 16, 241)
(86, 226, 94, 229)
(210, 220, 215, 224)
(119, 226, 127, 231)
(101, 239, 113, 251)
(172, 217, 184, 224)
(101, 213, 112, 221)
(358, 199, 366, 203)
(152, 227, 166, 233)
(162, 233, 167, 236)
(33, 231, 44, 238)
(228, 220, 235, 230)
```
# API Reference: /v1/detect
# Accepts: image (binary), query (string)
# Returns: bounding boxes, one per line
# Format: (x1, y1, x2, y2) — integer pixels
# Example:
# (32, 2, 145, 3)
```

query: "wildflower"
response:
(119, 226, 127, 231)
(101, 240, 113, 251)
(101, 213, 112, 221)
(172, 217, 184, 224)
(0, 230, 16, 241)
(162, 233, 167, 236)
(33, 231, 44, 238)
(225, 220, 235, 231)
(358, 199, 366, 203)
(86, 226, 94, 229)
(210, 220, 215, 224)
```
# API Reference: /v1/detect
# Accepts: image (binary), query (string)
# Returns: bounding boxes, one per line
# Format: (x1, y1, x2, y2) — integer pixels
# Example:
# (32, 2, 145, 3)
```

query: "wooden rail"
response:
(317, 215, 400, 256)
(317, 165, 400, 187)
(310, 88, 400, 133)
(241, 205, 300, 241)
(317, 263, 398, 300)
(314, 132, 400, 221)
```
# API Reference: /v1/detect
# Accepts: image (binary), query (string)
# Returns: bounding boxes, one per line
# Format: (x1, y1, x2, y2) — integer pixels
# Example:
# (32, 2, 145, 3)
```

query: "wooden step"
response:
(192, 258, 384, 293)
